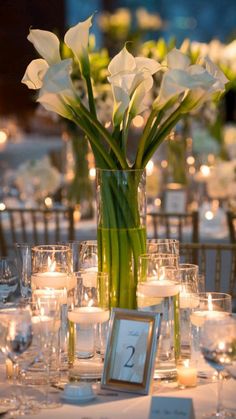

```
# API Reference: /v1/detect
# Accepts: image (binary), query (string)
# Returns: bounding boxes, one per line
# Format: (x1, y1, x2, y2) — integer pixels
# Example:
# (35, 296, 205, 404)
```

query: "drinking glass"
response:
(147, 239, 179, 255)
(0, 258, 18, 304)
(137, 254, 180, 380)
(178, 264, 199, 357)
(0, 304, 38, 416)
(34, 292, 62, 409)
(190, 292, 232, 380)
(200, 316, 236, 418)
(15, 243, 32, 299)
(68, 270, 109, 381)
(79, 240, 98, 270)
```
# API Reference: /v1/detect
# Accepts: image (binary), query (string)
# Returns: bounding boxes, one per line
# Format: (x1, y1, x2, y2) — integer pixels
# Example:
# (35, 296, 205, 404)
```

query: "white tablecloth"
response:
(0, 377, 235, 419)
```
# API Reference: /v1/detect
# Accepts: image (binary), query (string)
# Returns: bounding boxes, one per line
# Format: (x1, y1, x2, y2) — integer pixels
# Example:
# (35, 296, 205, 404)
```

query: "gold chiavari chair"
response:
(226, 210, 236, 243)
(0, 207, 75, 256)
(180, 242, 236, 303)
(147, 211, 199, 242)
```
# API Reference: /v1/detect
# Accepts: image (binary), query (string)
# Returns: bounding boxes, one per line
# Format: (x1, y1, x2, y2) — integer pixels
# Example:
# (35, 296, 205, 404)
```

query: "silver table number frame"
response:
(101, 308, 162, 395)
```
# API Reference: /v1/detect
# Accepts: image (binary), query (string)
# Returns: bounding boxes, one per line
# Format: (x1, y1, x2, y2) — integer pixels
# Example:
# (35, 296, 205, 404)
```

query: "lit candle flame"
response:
(47, 257, 56, 272)
(88, 299, 94, 307)
(208, 294, 213, 311)
(183, 359, 190, 368)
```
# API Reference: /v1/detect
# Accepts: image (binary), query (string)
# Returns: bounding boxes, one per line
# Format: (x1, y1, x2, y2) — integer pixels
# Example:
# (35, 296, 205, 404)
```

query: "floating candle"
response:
(68, 307, 110, 324)
(190, 310, 229, 327)
(32, 271, 75, 290)
(138, 280, 180, 298)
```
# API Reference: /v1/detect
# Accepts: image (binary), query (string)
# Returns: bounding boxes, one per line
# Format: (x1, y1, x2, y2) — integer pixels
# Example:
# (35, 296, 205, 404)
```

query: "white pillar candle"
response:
(68, 307, 110, 324)
(177, 359, 197, 388)
(190, 310, 229, 327)
(138, 280, 180, 298)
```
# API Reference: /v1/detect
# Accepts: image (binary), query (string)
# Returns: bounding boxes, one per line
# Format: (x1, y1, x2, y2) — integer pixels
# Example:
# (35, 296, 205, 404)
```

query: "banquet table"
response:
(0, 356, 236, 419)
(0, 374, 235, 418)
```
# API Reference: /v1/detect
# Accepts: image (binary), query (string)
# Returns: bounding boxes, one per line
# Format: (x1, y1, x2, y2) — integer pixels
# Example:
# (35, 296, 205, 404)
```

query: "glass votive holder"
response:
(178, 264, 199, 358)
(190, 292, 232, 380)
(31, 245, 75, 370)
(177, 359, 197, 389)
(147, 239, 179, 255)
(137, 259, 180, 381)
(68, 270, 109, 381)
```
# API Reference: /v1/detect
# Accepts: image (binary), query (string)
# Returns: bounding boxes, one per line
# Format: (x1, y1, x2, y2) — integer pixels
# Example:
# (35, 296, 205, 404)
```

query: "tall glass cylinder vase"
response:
(96, 169, 147, 309)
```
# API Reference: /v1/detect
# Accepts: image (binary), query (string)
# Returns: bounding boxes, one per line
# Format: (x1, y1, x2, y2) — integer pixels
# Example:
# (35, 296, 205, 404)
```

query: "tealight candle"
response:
(68, 307, 110, 324)
(190, 310, 229, 328)
(138, 279, 180, 298)
(177, 359, 197, 388)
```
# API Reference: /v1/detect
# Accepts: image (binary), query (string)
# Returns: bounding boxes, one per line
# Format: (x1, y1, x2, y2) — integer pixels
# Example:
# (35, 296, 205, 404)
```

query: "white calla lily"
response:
(108, 47, 136, 75)
(21, 59, 49, 89)
(129, 73, 153, 117)
(108, 46, 161, 124)
(166, 48, 191, 70)
(112, 85, 130, 126)
(27, 29, 61, 65)
(37, 92, 73, 119)
(64, 15, 92, 61)
(40, 59, 74, 96)
(38, 59, 77, 118)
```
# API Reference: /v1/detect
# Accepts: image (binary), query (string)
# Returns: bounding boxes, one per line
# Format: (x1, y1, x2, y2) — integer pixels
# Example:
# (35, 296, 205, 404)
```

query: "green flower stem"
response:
(135, 108, 158, 169)
(97, 170, 146, 308)
(84, 74, 97, 118)
(68, 109, 116, 169)
(77, 102, 128, 169)
(142, 113, 183, 168)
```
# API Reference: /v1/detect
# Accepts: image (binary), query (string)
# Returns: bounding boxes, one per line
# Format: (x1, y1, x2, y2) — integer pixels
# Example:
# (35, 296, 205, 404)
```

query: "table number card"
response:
(149, 397, 195, 419)
(101, 309, 162, 395)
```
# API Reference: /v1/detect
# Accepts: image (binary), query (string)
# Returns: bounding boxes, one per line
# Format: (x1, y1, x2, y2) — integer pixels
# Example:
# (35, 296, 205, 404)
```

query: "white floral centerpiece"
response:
(15, 156, 61, 205)
(22, 15, 228, 308)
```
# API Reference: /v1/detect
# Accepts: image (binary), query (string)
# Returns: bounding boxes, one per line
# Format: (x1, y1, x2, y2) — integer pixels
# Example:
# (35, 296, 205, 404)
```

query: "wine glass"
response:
(0, 304, 37, 416)
(200, 316, 236, 418)
(0, 258, 19, 304)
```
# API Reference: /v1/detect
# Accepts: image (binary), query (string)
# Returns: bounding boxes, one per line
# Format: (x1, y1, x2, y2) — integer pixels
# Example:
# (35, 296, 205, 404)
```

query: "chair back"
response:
(180, 242, 236, 301)
(0, 207, 75, 256)
(226, 210, 236, 243)
(147, 211, 199, 242)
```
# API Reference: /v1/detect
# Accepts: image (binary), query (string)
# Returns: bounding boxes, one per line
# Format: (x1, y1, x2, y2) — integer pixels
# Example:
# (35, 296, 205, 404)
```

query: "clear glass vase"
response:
(96, 169, 147, 309)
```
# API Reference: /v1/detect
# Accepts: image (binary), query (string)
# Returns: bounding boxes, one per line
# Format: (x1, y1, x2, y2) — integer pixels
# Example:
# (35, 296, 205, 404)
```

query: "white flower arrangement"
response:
(15, 156, 62, 201)
(21, 15, 228, 172)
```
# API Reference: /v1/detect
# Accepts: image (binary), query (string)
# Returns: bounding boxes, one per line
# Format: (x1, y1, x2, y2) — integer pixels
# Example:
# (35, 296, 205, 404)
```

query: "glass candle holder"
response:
(147, 239, 179, 255)
(178, 264, 199, 358)
(190, 292, 232, 380)
(68, 270, 109, 381)
(137, 255, 180, 381)
(31, 245, 75, 371)
(177, 358, 197, 389)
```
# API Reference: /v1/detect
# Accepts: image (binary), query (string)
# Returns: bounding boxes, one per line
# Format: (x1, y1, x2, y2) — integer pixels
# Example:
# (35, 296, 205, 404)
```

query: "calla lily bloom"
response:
(21, 59, 49, 89)
(27, 29, 61, 65)
(108, 46, 161, 124)
(64, 16, 93, 78)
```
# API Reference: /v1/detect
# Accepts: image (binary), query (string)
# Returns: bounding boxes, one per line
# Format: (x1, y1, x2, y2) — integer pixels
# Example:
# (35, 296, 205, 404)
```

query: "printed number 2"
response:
(124, 345, 135, 368)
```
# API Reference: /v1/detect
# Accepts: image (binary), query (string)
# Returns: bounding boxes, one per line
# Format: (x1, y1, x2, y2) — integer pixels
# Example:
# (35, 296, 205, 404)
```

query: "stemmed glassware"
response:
(15, 243, 32, 299)
(0, 258, 18, 304)
(0, 304, 39, 416)
(200, 316, 236, 418)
